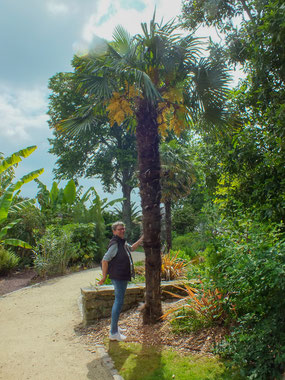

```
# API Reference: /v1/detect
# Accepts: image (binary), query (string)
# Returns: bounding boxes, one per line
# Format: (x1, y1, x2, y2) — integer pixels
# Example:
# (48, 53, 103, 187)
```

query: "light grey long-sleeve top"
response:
(102, 243, 132, 261)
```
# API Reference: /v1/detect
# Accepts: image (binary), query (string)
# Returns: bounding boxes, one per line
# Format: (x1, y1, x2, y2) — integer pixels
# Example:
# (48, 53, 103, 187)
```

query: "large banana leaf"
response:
(1, 238, 32, 249)
(13, 168, 44, 192)
(0, 146, 37, 174)
(63, 179, 76, 205)
(0, 168, 44, 224)
(49, 182, 59, 205)
(0, 219, 20, 240)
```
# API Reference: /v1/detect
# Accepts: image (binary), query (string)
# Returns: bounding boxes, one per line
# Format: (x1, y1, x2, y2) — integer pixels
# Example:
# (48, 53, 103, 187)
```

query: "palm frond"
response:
(112, 25, 132, 55)
(57, 104, 106, 137)
(142, 72, 162, 103)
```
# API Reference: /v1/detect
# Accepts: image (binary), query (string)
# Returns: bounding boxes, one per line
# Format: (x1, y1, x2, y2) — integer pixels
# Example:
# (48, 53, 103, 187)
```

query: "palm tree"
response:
(160, 140, 195, 252)
(59, 16, 230, 324)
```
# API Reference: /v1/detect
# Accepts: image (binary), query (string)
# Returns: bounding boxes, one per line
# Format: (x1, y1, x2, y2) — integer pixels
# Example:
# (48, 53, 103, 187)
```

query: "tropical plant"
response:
(161, 251, 188, 281)
(72, 186, 123, 258)
(33, 226, 79, 277)
(160, 140, 195, 251)
(58, 16, 230, 323)
(162, 282, 231, 329)
(0, 246, 20, 275)
(35, 178, 76, 224)
(62, 223, 99, 265)
(0, 146, 44, 249)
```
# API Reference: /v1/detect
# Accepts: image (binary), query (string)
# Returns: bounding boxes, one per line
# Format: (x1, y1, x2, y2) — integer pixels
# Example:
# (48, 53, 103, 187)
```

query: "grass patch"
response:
(134, 260, 144, 266)
(134, 246, 145, 253)
(107, 341, 243, 380)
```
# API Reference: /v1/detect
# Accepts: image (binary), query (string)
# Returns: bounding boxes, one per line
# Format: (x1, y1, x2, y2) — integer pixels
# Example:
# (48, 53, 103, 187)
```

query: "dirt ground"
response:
(0, 268, 38, 296)
(0, 252, 228, 380)
(0, 253, 145, 380)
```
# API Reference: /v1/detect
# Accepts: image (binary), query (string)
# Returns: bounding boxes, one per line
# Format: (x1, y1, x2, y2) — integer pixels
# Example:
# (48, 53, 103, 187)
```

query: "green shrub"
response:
(34, 226, 78, 277)
(170, 308, 211, 333)
(172, 232, 208, 259)
(6, 205, 45, 266)
(210, 218, 285, 379)
(62, 223, 99, 265)
(172, 204, 196, 235)
(0, 246, 20, 275)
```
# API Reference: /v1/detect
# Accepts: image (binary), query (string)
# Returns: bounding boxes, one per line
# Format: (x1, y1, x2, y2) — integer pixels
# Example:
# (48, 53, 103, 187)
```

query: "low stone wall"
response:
(81, 280, 193, 326)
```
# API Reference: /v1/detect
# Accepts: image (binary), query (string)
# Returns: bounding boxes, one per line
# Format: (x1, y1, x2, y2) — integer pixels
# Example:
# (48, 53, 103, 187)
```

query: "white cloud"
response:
(46, 1, 69, 15)
(0, 85, 49, 145)
(76, 0, 182, 48)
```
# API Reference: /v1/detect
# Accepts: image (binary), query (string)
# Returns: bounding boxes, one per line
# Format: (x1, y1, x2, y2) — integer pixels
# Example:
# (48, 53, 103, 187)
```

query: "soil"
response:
(79, 303, 228, 357)
(0, 266, 96, 296)
(0, 268, 39, 296)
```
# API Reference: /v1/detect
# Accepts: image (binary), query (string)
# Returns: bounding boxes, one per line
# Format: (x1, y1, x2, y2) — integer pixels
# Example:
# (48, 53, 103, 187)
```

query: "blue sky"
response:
(0, 0, 223, 202)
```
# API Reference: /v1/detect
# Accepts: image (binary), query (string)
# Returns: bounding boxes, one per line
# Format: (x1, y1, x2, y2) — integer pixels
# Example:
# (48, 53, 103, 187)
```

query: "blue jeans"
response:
(110, 279, 128, 335)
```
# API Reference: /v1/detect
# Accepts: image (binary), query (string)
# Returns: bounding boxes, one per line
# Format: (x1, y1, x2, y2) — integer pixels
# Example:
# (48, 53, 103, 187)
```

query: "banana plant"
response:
(35, 178, 76, 222)
(0, 146, 44, 248)
(72, 186, 124, 257)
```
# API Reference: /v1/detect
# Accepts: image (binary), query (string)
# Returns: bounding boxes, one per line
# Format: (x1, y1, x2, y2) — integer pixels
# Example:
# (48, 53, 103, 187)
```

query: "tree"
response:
(48, 73, 138, 236)
(59, 17, 230, 323)
(181, 0, 285, 222)
(160, 140, 195, 251)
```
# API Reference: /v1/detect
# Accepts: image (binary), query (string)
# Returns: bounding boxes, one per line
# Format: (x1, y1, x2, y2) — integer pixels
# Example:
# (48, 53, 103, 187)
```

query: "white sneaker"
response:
(109, 332, 126, 341)
(118, 326, 127, 333)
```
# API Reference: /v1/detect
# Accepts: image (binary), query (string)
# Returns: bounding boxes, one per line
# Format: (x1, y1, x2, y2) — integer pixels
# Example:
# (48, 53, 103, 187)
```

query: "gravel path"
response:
(0, 252, 144, 380)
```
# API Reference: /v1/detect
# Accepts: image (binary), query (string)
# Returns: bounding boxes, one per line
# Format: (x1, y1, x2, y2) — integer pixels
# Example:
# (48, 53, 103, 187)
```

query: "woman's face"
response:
(113, 225, 126, 239)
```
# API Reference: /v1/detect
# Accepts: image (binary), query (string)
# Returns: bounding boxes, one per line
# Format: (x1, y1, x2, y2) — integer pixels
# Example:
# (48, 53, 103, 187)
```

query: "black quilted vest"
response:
(107, 235, 132, 281)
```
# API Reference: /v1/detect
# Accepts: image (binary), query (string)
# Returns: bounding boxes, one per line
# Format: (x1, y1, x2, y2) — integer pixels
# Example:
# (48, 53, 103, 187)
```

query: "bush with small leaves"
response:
(0, 246, 20, 275)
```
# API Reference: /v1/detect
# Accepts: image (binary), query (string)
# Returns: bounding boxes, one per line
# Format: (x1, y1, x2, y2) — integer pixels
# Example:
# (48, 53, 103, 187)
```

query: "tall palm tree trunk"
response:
(121, 171, 132, 239)
(136, 100, 162, 324)
(164, 199, 172, 252)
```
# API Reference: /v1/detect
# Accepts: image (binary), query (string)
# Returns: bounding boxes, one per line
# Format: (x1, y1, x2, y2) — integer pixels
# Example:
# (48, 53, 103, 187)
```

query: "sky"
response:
(0, 0, 224, 202)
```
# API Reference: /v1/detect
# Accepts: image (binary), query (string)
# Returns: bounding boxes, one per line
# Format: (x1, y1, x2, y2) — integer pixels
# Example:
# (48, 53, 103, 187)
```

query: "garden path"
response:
(0, 251, 145, 380)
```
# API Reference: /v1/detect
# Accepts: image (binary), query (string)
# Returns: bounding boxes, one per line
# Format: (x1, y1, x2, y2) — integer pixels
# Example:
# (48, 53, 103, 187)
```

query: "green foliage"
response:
(35, 178, 76, 224)
(172, 232, 208, 259)
(62, 223, 99, 265)
(0, 246, 20, 275)
(0, 146, 43, 250)
(170, 307, 212, 334)
(209, 217, 285, 379)
(160, 140, 195, 204)
(182, 0, 285, 224)
(6, 205, 45, 266)
(34, 226, 79, 277)
(172, 204, 197, 235)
